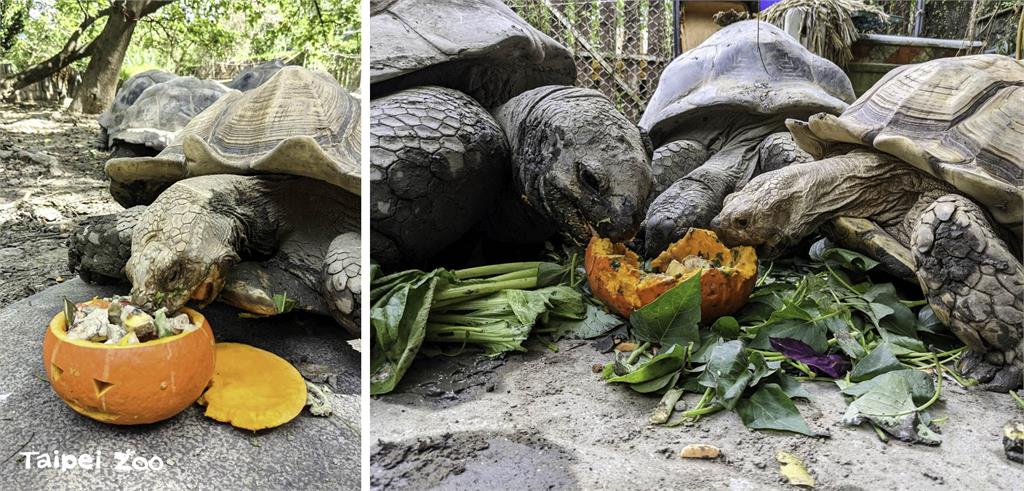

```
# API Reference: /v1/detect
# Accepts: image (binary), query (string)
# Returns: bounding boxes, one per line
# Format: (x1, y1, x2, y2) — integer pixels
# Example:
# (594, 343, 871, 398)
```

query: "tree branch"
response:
(0, 6, 114, 97)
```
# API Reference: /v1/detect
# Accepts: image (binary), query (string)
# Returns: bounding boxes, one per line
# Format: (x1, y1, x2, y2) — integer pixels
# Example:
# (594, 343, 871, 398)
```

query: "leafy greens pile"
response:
(603, 239, 967, 445)
(370, 261, 621, 395)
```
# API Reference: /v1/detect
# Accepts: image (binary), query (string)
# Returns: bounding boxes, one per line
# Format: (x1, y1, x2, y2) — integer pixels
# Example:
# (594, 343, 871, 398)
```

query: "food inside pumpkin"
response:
(585, 228, 757, 320)
(63, 296, 199, 345)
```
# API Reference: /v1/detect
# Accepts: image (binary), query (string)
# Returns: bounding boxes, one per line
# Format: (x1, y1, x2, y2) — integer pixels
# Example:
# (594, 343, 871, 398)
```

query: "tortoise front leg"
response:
(322, 232, 361, 337)
(911, 194, 1024, 391)
(69, 206, 145, 284)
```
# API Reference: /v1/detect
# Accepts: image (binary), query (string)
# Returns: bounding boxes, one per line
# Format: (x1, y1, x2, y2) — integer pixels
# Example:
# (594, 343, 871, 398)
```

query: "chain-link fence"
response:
(508, 0, 676, 122)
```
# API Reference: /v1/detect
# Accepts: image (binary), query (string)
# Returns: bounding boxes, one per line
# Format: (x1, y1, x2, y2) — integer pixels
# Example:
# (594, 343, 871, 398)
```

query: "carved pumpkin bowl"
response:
(42, 299, 216, 425)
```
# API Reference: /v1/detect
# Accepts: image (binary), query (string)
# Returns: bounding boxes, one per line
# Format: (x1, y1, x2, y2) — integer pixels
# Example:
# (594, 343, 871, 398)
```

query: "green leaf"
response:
(736, 384, 815, 436)
(809, 240, 880, 271)
(604, 344, 688, 386)
(630, 370, 679, 394)
(711, 316, 740, 338)
(698, 340, 752, 410)
(750, 319, 829, 353)
(849, 342, 903, 382)
(748, 351, 781, 387)
(772, 372, 812, 400)
(630, 273, 701, 347)
(543, 302, 623, 340)
(370, 272, 441, 395)
(841, 369, 935, 405)
(823, 316, 867, 359)
(62, 296, 75, 325)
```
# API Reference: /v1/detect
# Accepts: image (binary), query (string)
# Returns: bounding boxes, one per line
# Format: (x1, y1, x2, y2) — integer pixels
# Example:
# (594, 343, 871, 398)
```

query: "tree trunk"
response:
(69, 1, 171, 114)
(0, 7, 111, 99)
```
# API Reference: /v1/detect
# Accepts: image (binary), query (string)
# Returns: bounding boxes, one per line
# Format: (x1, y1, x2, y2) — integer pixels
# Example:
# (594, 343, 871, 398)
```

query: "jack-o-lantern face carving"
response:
(42, 300, 216, 425)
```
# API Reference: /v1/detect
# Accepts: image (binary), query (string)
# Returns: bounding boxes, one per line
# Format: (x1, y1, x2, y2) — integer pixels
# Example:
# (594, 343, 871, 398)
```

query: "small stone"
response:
(32, 206, 63, 222)
(680, 443, 721, 459)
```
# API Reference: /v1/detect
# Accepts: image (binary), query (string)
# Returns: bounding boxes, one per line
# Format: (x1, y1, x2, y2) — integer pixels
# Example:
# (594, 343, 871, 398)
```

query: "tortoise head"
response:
(512, 87, 652, 244)
(126, 187, 240, 312)
(710, 166, 813, 257)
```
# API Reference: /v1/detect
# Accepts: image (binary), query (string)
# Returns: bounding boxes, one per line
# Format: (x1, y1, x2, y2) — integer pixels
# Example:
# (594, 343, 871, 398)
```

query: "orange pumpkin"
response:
(42, 299, 216, 425)
(585, 229, 757, 320)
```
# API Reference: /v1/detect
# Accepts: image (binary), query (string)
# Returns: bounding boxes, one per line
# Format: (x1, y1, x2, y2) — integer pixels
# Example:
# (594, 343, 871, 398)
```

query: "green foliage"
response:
(0, 0, 29, 52)
(2, 0, 359, 83)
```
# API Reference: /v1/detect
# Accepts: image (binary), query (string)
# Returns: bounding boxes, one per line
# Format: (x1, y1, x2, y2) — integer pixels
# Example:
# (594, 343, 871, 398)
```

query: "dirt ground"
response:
(0, 102, 121, 304)
(371, 340, 1024, 490)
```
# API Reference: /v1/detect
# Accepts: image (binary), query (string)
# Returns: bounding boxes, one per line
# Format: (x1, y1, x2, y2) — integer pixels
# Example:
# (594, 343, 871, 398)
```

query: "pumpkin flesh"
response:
(585, 229, 757, 320)
(198, 342, 307, 431)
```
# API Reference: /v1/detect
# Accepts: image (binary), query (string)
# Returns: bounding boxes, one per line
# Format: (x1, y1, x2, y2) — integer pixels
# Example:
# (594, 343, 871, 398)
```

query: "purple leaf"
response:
(769, 337, 851, 378)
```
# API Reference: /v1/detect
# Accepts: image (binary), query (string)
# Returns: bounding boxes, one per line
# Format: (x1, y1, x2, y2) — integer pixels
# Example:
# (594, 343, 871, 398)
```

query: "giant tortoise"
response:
(641, 20, 854, 255)
(370, 0, 652, 269)
(98, 70, 175, 151)
(712, 55, 1024, 390)
(99, 76, 232, 158)
(70, 66, 362, 335)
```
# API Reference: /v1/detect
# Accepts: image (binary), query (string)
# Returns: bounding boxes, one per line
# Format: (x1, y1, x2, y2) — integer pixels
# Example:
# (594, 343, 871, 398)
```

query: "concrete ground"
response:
(371, 339, 1024, 490)
(0, 279, 360, 489)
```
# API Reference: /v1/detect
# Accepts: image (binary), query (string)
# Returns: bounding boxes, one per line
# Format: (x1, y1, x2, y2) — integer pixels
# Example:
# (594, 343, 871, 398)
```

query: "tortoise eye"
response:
(578, 163, 602, 192)
(736, 217, 749, 228)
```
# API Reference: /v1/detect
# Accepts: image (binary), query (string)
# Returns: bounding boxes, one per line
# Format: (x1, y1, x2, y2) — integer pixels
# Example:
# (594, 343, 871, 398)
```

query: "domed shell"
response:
(98, 70, 176, 146)
(105, 77, 232, 151)
(640, 20, 854, 146)
(789, 54, 1024, 237)
(369, 0, 575, 107)
(226, 59, 286, 92)
(186, 66, 361, 195)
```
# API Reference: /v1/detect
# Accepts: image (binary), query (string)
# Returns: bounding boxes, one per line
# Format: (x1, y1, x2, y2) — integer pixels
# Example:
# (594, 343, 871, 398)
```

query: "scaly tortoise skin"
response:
(369, 1, 651, 270)
(641, 20, 854, 256)
(71, 66, 363, 335)
(712, 55, 1024, 390)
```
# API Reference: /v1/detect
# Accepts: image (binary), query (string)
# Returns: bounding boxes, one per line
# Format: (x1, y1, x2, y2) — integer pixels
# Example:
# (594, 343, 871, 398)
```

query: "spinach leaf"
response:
(736, 384, 814, 436)
(630, 273, 701, 347)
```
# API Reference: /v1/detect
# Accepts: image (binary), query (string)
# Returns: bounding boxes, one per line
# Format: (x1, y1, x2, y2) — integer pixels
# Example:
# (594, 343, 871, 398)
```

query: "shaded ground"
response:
(0, 279, 360, 489)
(0, 102, 120, 304)
(371, 340, 1023, 490)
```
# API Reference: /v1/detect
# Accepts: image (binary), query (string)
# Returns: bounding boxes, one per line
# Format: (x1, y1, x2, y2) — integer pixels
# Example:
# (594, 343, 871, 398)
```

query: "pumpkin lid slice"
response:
(198, 342, 307, 431)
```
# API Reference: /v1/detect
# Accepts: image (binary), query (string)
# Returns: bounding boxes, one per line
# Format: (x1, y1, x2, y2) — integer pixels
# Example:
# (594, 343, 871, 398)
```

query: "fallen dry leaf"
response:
(776, 450, 815, 487)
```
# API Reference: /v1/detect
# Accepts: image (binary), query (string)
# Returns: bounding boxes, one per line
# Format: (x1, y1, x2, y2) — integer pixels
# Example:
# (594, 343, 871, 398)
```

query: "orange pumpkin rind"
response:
(43, 299, 216, 425)
(585, 229, 757, 320)
(197, 342, 307, 431)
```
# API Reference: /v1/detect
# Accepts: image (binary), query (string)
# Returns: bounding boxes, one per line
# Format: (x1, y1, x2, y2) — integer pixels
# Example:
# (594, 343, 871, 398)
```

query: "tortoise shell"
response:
(640, 20, 854, 146)
(369, 0, 575, 107)
(106, 66, 361, 197)
(103, 77, 232, 151)
(788, 54, 1024, 237)
(98, 70, 176, 147)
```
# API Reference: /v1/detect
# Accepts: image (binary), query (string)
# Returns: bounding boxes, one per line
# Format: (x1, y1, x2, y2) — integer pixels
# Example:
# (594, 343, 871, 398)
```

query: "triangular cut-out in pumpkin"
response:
(51, 364, 63, 381)
(93, 379, 114, 398)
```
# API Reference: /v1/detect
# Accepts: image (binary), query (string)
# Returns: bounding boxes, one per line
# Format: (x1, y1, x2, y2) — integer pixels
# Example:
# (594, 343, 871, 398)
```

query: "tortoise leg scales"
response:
(650, 139, 707, 196)
(322, 232, 361, 337)
(756, 132, 814, 174)
(68, 206, 145, 284)
(911, 194, 1024, 391)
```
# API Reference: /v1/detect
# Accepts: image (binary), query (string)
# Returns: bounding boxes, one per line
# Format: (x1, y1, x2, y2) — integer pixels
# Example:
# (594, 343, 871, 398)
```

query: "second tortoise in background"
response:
(641, 20, 855, 255)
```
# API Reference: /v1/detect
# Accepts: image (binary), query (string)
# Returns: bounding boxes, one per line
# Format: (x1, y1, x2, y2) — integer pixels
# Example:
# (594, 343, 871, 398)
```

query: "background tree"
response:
(0, 0, 359, 111)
